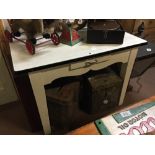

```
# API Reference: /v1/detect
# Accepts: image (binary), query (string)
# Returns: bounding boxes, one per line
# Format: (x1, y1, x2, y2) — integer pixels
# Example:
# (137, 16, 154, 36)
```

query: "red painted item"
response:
(4, 29, 60, 55)
(26, 40, 35, 55)
(51, 33, 60, 45)
(72, 30, 80, 41)
(60, 27, 80, 46)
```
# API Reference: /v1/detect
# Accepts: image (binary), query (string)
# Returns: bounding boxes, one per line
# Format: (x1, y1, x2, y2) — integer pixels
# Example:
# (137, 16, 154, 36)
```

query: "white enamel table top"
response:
(10, 32, 147, 72)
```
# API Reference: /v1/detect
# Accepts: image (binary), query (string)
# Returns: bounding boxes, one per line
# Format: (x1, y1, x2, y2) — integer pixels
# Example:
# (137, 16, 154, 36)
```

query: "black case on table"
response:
(87, 20, 125, 44)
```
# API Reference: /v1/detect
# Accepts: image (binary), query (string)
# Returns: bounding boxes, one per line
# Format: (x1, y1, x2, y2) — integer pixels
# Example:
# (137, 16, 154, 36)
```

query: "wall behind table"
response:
(118, 19, 155, 43)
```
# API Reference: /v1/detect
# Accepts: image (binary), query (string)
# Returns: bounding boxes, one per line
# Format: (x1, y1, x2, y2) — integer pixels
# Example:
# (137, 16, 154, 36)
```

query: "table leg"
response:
(29, 73, 52, 134)
(119, 48, 138, 105)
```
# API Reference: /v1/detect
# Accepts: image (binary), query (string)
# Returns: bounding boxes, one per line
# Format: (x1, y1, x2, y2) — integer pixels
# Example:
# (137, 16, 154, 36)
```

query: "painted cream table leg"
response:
(119, 48, 138, 105)
(28, 73, 52, 134)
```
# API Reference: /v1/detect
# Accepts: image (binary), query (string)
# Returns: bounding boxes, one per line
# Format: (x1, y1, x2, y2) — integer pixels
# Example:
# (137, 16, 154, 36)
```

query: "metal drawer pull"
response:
(69, 59, 108, 71)
(84, 59, 98, 67)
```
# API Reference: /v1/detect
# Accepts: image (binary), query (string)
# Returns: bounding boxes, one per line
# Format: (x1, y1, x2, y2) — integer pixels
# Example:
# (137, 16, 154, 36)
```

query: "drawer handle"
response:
(84, 59, 98, 67)
(69, 59, 108, 71)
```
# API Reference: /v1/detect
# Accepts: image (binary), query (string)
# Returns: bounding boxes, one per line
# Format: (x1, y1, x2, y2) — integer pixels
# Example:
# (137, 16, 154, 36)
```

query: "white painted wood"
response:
(29, 50, 130, 134)
(119, 48, 138, 106)
(8, 31, 146, 134)
(10, 32, 146, 72)
(69, 50, 130, 70)
(29, 73, 51, 134)
(0, 49, 17, 105)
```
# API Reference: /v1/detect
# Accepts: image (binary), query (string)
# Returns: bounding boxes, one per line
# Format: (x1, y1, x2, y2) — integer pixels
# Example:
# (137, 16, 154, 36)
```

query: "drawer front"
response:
(69, 57, 109, 71)
(69, 50, 130, 71)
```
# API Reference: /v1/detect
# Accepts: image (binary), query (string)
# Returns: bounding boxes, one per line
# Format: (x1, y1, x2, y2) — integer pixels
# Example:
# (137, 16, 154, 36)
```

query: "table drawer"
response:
(69, 57, 108, 70)
(69, 50, 130, 71)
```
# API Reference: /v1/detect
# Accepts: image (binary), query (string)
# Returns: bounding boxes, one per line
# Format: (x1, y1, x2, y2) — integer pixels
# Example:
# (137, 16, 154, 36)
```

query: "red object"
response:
(5, 28, 59, 55)
(61, 31, 70, 41)
(4, 30, 13, 42)
(60, 27, 80, 46)
(72, 30, 80, 41)
(26, 40, 35, 55)
(51, 33, 60, 45)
